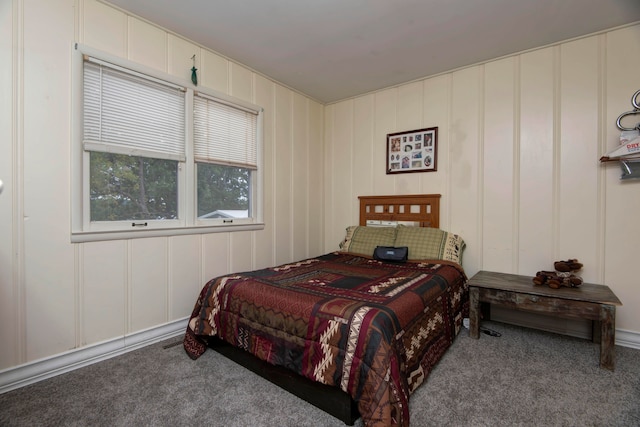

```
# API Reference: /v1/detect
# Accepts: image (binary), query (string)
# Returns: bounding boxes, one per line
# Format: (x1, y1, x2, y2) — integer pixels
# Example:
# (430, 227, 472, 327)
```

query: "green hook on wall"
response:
(191, 54, 198, 86)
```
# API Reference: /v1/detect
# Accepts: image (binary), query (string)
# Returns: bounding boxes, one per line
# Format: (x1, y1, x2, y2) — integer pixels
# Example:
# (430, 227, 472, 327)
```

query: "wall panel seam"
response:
(227, 60, 232, 94)
(392, 88, 398, 194)
(199, 235, 204, 290)
(369, 97, 375, 196)
(226, 233, 231, 274)
(164, 34, 169, 73)
(326, 107, 334, 253)
(320, 104, 326, 252)
(73, 0, 79, 41)
(289, 91, 294, 262)
(75, 244, 82, 347)
(270, 82, 277, 266)
(12, 0, 26, 365)
(552, 45, 562, 260)
(167, 238, 172, 320)
(596, 33, 607, 283)
(121, 8, 127, 55)
(305, 98, 310, 259)
(513, 56, 521, 273)
(126, 241, 132, 333)
(419, 81, 425, 192)
(477, 66, 485, 268)
(126, 15, 132, 60)
(78, 0, 85, 43)
(350, 99, 355, 220)
(252, 73, 258, 269)
(445, 74, 453, 226)
(73, 3, 81, 349)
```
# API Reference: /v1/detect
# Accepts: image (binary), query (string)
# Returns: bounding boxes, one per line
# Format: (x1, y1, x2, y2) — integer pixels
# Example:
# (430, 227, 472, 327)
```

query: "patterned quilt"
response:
(184, 252, 468, 427)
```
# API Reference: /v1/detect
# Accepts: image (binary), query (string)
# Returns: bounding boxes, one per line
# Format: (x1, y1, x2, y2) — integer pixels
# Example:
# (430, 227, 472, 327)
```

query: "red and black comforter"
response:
(184, 252, 468, 426)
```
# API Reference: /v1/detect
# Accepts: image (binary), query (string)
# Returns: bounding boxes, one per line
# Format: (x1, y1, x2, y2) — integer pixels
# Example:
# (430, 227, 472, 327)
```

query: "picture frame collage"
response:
(386, 127, 438, 174)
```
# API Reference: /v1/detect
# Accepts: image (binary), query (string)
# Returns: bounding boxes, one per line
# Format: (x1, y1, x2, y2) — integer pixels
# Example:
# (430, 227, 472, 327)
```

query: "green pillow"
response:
(394, 225, 465, 264)
(339, 226, 397, 256)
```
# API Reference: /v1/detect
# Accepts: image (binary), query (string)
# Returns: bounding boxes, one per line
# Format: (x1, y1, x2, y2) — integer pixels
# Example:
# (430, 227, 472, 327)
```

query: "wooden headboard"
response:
(358, 194, 441, 228)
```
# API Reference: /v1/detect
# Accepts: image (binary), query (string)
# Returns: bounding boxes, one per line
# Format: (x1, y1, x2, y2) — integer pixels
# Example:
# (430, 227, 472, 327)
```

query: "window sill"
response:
(71, 223, 265, 243)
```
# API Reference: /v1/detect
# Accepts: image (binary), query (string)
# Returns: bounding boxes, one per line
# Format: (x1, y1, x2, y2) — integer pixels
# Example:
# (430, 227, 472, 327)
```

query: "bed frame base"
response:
(207, 337, 360, 426)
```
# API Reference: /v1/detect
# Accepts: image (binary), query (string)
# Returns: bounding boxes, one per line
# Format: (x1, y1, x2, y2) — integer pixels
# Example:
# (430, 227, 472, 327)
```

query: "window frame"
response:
(71, 43, 264, 243)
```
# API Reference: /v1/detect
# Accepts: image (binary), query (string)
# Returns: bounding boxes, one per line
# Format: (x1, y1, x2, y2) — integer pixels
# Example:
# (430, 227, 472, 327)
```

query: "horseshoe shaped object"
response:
(616, 89, 640, 131)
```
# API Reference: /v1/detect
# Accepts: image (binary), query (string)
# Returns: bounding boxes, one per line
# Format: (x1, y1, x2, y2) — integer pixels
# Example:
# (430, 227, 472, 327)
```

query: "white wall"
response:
(323, 24, 640, 335)
(0, 0, 324, 370)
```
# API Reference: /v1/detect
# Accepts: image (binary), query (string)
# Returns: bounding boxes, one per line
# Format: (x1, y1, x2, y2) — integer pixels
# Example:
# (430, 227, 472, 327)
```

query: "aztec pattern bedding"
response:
(184, 252, 468, 427)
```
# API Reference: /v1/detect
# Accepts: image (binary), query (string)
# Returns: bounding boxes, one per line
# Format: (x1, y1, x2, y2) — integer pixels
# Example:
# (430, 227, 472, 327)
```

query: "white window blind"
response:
(83, 58, 186, 161)
(193, 94, 258, 169)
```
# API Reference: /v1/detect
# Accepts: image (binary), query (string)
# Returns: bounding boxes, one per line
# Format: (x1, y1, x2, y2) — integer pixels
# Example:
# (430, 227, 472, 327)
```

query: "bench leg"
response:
(599, 304, 616, 371)
(469, 287, 480, 339)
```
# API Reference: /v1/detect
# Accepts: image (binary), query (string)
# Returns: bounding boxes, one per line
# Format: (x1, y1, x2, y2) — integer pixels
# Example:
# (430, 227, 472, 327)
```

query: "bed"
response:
(183, 194, 468, 426)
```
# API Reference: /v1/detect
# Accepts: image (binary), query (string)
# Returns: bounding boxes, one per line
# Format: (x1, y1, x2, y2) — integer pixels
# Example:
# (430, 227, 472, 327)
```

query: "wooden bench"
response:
(468, 270, 622, 370)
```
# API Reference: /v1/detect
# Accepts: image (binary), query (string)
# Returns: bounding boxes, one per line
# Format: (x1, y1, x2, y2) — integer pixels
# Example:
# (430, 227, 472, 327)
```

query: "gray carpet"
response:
(1, 321, 639, 426)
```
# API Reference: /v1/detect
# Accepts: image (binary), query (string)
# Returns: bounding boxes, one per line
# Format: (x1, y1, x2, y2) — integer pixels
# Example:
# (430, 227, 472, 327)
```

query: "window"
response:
(193, 93, 257, 221)
(72, 44, 263, 241)
(83, 59, 184, 224)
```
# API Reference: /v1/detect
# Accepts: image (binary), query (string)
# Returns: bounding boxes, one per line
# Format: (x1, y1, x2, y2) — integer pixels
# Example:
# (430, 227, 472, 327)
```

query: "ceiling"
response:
(105, 0, 640, 104)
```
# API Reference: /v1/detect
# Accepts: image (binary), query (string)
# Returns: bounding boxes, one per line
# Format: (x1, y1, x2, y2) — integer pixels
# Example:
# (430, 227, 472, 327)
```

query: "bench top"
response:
(468, 270, 622, 306)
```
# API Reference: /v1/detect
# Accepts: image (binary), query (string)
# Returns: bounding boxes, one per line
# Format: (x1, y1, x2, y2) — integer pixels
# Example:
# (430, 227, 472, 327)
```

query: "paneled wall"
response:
(0, 0, 323, 369)
(324, 24, 640, 334)
(1, 0, 638, 375)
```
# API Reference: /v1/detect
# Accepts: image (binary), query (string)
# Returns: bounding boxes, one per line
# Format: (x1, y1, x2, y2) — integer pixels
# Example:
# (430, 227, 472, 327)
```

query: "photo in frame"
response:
(386, 127, 438, 174)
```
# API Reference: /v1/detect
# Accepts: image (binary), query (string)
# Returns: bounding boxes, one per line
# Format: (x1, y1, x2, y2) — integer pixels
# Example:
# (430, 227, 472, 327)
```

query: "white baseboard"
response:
(615, 329, 640, 349)
(0, 317, 189, 395)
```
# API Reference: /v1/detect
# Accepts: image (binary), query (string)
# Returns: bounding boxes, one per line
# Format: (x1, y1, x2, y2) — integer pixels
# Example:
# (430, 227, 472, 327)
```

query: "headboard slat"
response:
(358, 194, 441, 228)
